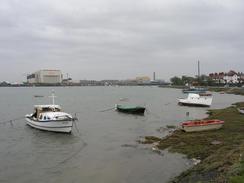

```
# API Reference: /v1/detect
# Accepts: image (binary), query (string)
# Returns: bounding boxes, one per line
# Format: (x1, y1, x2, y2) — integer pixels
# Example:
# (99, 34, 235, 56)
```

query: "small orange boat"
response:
(181, 119, 224, 132)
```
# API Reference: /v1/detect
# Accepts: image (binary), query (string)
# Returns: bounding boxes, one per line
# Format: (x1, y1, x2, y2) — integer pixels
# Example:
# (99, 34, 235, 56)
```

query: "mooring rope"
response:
(0, 116, 25, 125)
(99, 107, 115, 112)
(73, 120, 81, 136)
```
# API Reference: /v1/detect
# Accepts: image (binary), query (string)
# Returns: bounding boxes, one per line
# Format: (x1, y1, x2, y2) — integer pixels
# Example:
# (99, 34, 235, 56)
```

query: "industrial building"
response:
(27, 70, 63, 84)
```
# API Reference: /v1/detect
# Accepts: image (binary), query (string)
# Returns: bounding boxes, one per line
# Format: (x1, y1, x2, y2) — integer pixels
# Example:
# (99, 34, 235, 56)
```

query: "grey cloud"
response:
(0, 0, 244, 82)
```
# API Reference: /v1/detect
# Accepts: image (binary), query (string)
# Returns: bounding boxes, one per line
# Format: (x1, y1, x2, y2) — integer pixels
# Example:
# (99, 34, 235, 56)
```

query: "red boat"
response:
(199, 93, 212, 96)
(181, 119, 224, 132)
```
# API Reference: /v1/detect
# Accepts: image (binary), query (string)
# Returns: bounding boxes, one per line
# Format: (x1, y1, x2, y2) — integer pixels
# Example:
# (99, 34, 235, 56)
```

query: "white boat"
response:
(238, 108, 244, 114)
(178, 93, 213, 107)
(25, 92, 76, 133)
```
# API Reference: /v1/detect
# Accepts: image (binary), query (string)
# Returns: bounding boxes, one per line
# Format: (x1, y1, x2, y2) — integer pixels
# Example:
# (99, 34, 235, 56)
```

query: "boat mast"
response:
(197, 60, 201, 85)
(49, 90, 57, 105)
(198, 60, 200, 78)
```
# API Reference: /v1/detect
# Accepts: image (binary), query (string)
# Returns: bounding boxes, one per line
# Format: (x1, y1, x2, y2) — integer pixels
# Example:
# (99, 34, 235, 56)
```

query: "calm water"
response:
(0, 87, 243, 183)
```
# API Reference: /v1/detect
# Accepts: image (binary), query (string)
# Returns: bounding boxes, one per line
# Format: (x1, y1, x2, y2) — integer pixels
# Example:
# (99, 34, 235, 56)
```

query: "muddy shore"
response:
(140, 102, 244, 182)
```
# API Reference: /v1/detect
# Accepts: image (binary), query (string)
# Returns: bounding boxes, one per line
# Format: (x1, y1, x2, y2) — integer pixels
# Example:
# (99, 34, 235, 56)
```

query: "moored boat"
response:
(238, 107, 244, 114)
(25, 91, 76, 133)
(199, 93, 212, 97)
(116, 104, 145, 114)
(181, 119, 224, 132)
(182, 87, 207, 94)
(178, 93, 213, 107)
(34, 95, 44, 98)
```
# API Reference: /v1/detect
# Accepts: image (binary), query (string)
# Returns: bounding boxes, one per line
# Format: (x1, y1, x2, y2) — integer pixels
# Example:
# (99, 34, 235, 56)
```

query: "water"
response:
(0, 86, 243, 183)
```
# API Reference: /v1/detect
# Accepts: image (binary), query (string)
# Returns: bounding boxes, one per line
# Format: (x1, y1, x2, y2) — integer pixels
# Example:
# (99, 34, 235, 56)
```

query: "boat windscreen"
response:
(40, 107, 61, 112)
(55, 108, 61, 112)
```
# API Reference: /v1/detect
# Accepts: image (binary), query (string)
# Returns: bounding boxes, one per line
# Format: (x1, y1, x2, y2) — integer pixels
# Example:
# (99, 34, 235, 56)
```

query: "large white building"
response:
(27, 70, 63, 84)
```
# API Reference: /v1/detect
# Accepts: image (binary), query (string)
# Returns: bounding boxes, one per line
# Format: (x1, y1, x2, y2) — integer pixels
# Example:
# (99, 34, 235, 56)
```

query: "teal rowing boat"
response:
(116, 104, 146, 114)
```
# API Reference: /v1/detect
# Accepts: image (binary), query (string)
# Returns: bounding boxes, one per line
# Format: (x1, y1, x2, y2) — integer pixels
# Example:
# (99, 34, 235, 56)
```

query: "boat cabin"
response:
(32, 105, 61, 120)
(187, 93, 212, 99)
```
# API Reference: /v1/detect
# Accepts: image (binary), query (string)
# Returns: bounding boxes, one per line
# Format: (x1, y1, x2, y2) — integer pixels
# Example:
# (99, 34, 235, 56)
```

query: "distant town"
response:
(0, 69, 169, 87)
(170, 70, 244, 87)
(0, 69, 243, 87)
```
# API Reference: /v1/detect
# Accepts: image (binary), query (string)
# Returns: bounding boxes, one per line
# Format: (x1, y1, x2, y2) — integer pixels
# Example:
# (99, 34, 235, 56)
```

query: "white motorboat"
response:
(178, 93, 213, 107)
(25, 92, 76, 133)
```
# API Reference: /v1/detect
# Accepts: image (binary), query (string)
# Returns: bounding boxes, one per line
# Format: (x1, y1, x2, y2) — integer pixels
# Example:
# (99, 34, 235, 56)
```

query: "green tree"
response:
(182, 76, 195, 85)
(170, 76, 184, 85)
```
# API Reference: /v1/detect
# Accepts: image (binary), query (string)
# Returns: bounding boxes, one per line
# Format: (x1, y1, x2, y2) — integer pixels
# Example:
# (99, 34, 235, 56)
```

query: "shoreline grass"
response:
(142, 102, 244, 182)
(208, 87, 244, 96)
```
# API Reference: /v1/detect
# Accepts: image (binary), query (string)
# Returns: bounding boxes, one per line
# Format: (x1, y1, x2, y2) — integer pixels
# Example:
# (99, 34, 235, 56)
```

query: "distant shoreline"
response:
(1, 84, 244, 96)
(0, 83, 171, 87)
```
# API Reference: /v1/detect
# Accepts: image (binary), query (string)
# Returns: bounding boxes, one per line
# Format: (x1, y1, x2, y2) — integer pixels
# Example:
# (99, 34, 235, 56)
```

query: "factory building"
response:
(27, 70, 63, 84)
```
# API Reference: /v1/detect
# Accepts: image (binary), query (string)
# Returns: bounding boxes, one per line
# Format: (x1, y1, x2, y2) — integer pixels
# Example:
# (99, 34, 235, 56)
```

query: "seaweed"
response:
(141, 103, 244, 182)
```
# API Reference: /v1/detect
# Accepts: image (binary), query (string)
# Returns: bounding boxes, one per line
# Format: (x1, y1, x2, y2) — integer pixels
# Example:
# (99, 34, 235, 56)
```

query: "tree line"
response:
(170, 75, 215, 86)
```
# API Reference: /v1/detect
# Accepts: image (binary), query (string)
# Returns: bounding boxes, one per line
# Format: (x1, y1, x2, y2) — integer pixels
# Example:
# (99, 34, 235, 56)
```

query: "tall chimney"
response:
(198, 60, 200, 78)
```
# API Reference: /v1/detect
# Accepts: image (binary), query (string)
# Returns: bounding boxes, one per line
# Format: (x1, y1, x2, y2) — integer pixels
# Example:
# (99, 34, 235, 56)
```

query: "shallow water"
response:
(0, 86, 243, 183)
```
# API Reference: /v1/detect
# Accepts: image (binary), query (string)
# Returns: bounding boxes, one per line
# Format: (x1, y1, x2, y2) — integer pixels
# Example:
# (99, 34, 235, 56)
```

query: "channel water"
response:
(0, 86, 243, 183)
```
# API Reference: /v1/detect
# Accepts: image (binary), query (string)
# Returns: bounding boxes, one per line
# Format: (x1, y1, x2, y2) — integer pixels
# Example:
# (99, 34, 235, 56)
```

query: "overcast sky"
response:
(0, 0, 243, 82)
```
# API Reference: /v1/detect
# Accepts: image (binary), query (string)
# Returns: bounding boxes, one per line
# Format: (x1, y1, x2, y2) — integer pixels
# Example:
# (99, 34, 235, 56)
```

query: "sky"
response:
(0, 0, 243, 82)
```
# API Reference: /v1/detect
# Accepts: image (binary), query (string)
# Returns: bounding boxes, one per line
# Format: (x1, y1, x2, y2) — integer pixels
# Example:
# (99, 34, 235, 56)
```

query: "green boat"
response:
(116, 104, 146, 114)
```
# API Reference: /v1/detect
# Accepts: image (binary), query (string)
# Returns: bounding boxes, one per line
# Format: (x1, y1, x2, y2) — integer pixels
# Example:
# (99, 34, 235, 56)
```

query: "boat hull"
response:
(182, 87, 207, 94)
(238, 108, 244, 114)
(181, 120, 224, 132)
(182, 123, 223, 132)
(116, 105, 145, 114)
(178, 94, 212, 107)
(182, 90, 206, 94)
(178, 101, 210, 107)
(25, 117, 73, 133)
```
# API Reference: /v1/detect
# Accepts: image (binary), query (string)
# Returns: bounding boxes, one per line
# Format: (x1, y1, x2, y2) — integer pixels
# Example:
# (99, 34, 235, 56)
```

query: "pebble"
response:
(211, 140, 222, 145)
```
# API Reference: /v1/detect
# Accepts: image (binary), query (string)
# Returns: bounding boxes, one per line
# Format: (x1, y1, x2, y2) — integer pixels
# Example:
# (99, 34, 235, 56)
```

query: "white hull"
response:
(25, 118, 73, 133)
(178, 99, 212, 107)
(238, 109, 244, 114)
(178, 93, 212, 107)
(182, 123, 223, 132)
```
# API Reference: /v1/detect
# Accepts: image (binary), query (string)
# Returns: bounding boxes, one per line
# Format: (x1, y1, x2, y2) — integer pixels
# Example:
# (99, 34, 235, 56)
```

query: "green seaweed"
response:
(166, 125, 177, 129)
(142, 103, 244, 182)
(140, 136, 161, 144)
(209, 87, 244, 96)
